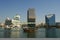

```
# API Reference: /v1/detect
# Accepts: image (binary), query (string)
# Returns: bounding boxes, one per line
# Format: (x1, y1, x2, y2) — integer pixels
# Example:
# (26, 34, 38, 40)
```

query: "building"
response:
(5, 17, 12, 26)
(27, 8, 36, 28)
(45, 14, 55, 26)
(5, 17, 12, 28)
(12, 14, 21, 28)
(56, 22, 60, 28)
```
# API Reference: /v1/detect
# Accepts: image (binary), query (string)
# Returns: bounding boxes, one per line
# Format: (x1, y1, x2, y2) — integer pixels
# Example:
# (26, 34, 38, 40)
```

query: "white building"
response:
(12, 14, 21, 28)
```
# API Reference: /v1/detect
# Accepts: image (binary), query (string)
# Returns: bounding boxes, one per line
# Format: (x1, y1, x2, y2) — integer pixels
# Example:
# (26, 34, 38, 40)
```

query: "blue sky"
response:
(0, 0, 60, 24)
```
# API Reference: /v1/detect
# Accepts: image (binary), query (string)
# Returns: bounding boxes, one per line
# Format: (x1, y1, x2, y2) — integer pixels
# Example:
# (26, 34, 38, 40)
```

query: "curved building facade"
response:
(45, 14, 55, 26)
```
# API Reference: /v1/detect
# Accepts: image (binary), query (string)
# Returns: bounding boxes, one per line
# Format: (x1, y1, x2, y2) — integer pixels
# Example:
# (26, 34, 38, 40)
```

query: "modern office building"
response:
(45, 14, 55, 26)
(12, 14, 21, 28)
(27, 8, 36, 28)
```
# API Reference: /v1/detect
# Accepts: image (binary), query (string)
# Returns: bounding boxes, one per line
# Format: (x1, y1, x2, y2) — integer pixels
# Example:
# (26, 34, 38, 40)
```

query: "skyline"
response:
(0, 0, 60, 24)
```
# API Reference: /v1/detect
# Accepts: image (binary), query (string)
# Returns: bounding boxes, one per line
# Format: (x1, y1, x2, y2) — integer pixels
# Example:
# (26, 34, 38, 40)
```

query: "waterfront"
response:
(0, 27, 60, 38)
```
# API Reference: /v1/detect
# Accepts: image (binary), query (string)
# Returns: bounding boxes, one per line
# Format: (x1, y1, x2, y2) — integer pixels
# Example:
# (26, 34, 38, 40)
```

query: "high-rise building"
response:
(27, 8, 36, 28)
(45, 14, 55, 26)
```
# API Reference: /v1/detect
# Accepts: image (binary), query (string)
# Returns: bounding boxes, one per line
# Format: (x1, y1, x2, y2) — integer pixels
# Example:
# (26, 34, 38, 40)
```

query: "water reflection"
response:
(4, 28, 11, 38)
(27, 31, 36, 38)
(35, 28, 46, 38)
(46, 28, 56, 38)
(0, 27, 4, 38)
(0, 27, 60, 38)
(10, 28, 20, 38)
(56, 28, 60, 38)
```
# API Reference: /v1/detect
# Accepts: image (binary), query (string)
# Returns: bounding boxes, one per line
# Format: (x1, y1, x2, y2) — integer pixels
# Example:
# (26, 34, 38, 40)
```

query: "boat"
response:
(23, 27, 35, 32)
(23, 26, 29, 32)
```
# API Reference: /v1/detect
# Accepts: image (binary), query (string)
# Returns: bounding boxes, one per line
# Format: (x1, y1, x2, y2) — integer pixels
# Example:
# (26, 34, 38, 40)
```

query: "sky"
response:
(0, 0, 60, 24)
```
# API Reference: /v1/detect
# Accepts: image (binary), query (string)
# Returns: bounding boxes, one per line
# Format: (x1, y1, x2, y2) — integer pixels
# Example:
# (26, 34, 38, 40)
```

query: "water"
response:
(46, 28, 56, 38)
(35, 28, 46, 38)
(0, 27, 60, 38)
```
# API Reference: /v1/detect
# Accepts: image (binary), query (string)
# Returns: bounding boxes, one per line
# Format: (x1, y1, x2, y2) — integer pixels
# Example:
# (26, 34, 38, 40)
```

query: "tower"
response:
(45, 14, 55, 26)
(27, 8, 36, 28)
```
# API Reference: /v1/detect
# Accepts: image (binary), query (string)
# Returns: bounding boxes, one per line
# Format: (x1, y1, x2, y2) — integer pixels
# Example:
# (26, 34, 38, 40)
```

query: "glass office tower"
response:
(45, 14, 55, 26)
(27, 8, 36, 28)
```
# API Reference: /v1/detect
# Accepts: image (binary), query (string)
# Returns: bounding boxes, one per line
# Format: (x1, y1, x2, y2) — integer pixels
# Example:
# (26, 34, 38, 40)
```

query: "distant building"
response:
(12, 14, 21, 28)
(56, 22, 60, 26)
(5, 17, 12, 28)
(45, 14, 55, 26)
(5, 17, 12, 26)
(27, 8, 36, 28)
(0, 23, 5, 27)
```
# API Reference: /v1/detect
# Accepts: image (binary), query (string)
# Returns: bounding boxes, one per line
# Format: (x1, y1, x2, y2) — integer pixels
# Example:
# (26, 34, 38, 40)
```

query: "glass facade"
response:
(45, 14, 55, 26)
(27, 8, 36, 27)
